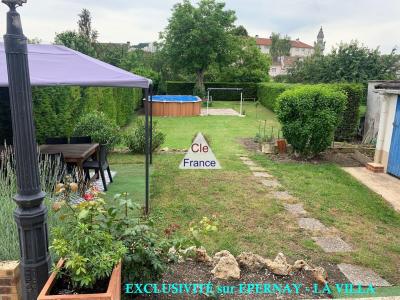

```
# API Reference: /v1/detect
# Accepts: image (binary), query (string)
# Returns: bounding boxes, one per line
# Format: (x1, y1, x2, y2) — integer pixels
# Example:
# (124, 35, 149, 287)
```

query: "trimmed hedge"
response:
(29, 87, 141, 143)
(257, 82, 364, 141)
(166, 81, 258, 100)
(277, 85, 347, 157)
(330, 83, 363, 141)
(257, 83, 296, 111)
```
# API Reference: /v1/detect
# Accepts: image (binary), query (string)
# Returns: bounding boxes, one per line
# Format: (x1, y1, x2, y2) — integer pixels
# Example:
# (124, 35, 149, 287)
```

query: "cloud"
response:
(0, 0, 398, 53)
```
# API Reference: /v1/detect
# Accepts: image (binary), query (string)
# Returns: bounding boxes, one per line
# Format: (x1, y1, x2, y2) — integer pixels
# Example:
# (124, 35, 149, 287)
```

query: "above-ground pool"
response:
(146, 95, 202, 117)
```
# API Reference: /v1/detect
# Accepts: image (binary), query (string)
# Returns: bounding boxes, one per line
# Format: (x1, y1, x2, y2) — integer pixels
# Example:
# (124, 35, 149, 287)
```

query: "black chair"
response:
(70, 136, 92, 144)
(45, 137, 68, 144)
(83, 145, 112, 191)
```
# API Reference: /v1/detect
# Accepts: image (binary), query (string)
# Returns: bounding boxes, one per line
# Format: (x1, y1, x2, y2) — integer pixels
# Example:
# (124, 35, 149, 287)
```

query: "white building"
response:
(364, 81, 400, 176)
(256, 28, 325, 77)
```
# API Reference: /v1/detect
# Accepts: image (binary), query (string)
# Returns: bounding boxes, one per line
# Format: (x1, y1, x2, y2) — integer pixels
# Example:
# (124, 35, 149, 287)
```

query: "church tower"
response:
(314, 26, 325, 54)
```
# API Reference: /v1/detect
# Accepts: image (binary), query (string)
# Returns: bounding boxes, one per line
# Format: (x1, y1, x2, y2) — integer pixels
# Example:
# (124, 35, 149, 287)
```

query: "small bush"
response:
(276, 85, 346, 157)
(73, 112, 120, 149)
(124, 118, 166, 154)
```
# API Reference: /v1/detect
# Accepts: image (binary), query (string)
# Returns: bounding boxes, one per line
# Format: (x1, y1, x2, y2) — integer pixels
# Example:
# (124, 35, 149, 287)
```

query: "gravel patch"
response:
(298, 218, 327, 232)
(337, 263, 391, 287)
(312, 236, 353, 253)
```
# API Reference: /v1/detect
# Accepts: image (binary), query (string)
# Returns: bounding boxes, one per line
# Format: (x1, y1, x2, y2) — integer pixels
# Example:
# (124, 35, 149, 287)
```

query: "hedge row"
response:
(166, 81, 258, 100)
(0, 87, 142, 144)
(257, 82, 364, 141)
(257, 83, 296, 111)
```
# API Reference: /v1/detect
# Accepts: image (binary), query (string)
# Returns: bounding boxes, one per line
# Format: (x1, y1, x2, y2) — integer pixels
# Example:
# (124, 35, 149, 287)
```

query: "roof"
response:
(256, 37, 314, 49)
(375, 81, 400, 90)
(0, 43, 151, 88)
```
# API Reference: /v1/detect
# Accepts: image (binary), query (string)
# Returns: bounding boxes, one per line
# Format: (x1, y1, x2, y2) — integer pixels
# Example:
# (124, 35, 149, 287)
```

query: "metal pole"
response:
(240, 92, 243, 116)
(207, 89, 210, 116)
(2, 1, 51, 299)
(149, 85, 153, 165)
(144, 88, 150, 215)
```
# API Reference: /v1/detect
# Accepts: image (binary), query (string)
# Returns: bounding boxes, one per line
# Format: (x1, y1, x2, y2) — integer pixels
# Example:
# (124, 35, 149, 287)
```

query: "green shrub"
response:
(257, 82, 296, 111)
(276, 85, 346, 157)
(166, 82, 258, 101)
(124, 118, 166, 154)
(330, 83, 364, 141)
(73, 112, 120, 149)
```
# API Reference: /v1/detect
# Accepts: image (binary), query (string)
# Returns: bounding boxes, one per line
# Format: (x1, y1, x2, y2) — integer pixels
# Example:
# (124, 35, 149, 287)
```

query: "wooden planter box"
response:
(38, 260, 121, 300)
(261, 141, 276, 154)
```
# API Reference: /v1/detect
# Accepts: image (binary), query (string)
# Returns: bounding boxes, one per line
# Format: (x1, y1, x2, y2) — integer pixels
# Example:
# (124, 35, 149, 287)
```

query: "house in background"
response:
(255, 27, 325, 77)
(132, 42, 158, 53)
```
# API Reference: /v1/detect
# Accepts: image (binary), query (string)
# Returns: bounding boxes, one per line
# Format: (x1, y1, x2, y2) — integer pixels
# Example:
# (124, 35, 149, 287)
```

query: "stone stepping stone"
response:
(284, 203, 307, 216)
(298, 218, 327, 232)
(312, 236, 352, 253)
(273, 191, 294, 201)
(242, 160, 257, 167)
(261, 179, 281, 188)
(338, 263, 391, 287)
(249, 166, 266, 172)
(253, 172, 273, 178)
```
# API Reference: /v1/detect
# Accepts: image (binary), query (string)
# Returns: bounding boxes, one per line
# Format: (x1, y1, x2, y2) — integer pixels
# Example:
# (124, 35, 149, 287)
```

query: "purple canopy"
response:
(0, 43, 151, 88)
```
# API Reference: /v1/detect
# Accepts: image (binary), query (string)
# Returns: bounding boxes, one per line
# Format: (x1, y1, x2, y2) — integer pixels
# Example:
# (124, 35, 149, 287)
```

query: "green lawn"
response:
(106, 101, 400, 291)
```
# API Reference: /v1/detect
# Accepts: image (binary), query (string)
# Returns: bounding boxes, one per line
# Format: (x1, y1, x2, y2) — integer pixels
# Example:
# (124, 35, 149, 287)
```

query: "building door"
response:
(388, 96, 400, 177)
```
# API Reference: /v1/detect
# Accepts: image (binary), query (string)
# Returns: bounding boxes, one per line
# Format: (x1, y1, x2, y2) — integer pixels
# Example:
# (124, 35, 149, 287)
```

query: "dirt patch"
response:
(134, 261, 347, 299)
(238, 138, 260, 152)
(239, 138, 367, 167)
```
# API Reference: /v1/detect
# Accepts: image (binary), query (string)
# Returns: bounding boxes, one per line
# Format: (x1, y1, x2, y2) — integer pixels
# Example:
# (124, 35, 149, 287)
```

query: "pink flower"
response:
(84, 193, 94, 201)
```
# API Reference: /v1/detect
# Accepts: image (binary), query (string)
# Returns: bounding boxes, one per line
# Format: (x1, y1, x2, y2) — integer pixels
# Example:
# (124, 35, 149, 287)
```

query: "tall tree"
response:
(270, 32, 291, 61)
(78, 8, 98, 43)
(219, 37, 271, 82)
(161, 0, 237, 97)
(55, 9, 98, 57)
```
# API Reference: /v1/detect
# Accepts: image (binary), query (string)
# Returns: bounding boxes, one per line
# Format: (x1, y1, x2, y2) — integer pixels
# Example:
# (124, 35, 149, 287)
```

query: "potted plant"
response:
(275, 130, 287, 154)
(38, 184, 126, 300)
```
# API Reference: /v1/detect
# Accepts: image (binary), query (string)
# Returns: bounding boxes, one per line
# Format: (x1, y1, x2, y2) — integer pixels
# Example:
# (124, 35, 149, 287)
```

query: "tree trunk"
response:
(194, 70, 206, 98)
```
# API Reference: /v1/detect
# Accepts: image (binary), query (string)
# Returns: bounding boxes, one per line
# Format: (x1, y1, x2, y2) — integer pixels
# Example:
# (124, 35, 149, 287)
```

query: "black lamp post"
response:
(2, 1, 51, 299)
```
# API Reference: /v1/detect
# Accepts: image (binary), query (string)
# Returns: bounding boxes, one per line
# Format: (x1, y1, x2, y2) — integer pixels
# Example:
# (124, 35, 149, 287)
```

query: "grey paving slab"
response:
(273, 191, 295, 201)
(249, 166, 266, 172)
(312, 236, 353, 253)
(253, 172, 273, 178)
(261, 179, 281, 188)
(284, 203, 307, 216)
(337, 263, 391, 287)
(242, 160, 257, 167)
(298, 218, 327, 231)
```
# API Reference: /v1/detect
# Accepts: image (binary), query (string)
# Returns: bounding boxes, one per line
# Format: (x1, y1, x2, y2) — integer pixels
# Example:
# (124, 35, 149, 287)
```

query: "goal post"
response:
(206, 87, 244, 116)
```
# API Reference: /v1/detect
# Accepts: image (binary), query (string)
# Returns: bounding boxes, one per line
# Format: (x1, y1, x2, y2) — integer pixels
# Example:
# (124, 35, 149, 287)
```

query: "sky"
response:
(0, 0, 399, 53)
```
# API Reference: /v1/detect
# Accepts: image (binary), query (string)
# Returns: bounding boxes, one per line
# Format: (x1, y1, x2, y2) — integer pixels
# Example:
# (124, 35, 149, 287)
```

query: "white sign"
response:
(179, 133, 221, 169)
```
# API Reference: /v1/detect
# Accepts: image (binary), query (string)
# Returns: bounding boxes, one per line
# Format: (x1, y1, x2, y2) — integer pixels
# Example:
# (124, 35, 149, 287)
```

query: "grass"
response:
(105, 101, 399, 289)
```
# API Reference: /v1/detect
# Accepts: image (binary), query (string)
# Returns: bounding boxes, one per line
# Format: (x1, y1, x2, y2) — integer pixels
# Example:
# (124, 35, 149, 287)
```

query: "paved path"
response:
(201, 108, 240, 116)
(343, 167, 400, 212)
(238, 155, 392, 287)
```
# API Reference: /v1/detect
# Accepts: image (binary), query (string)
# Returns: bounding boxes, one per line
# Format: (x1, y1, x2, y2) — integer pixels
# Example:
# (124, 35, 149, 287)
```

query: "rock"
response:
(211, 255, 241, 280)
(236, 252, 266, 271)
(265, 253, 292, 276)
(195, 247, 212, 263)
(292, 260, 310, 271)
(161, 147, 169, 152)
(213, 250, 234, 265)
(310, 267, 328, 285)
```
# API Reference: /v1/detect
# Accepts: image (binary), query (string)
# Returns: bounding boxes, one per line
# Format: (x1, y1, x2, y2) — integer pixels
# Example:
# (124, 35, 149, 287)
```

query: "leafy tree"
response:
(54, 31, 96, 56)
(270, 33, 291, 61)
(231, 25, 248, 37)
(160, 0, 237, 97)
(219, 37, 271, 82)
(55, 9, 98, 57)
(78, 8, 98, 43)
(288, 41, 400, 83)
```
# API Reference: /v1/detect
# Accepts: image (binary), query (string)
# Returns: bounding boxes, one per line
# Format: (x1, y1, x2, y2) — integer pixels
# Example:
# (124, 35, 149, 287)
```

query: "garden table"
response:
(39, 143, 99, 167)
(39, 143, 99, 188)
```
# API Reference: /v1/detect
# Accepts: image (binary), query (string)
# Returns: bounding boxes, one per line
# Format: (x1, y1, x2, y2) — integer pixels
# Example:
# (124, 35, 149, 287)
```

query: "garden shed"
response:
(368, 81, 400, 177)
